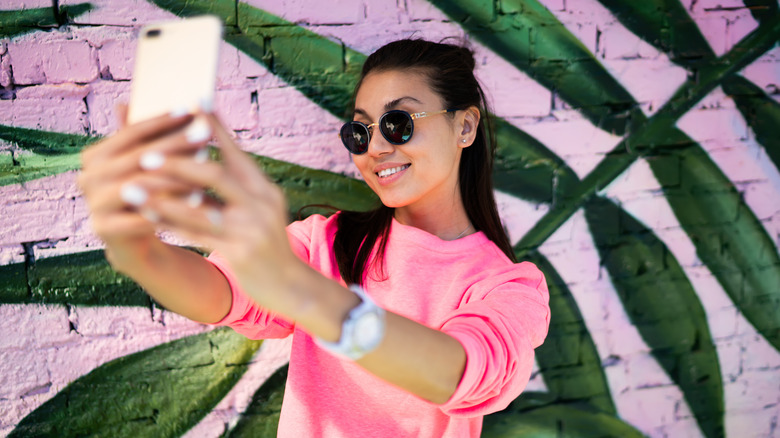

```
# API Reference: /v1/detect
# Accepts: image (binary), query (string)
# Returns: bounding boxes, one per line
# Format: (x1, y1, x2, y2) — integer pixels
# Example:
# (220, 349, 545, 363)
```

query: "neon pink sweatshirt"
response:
(208, 213, 550, 437)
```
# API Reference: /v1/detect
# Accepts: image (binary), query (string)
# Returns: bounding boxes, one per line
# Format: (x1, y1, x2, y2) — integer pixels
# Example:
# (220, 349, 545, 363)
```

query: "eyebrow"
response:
(353, 96, 423, 119)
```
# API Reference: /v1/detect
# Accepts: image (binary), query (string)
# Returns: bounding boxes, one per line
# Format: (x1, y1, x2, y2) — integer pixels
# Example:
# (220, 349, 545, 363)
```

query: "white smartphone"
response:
(127, 16, 222, 124)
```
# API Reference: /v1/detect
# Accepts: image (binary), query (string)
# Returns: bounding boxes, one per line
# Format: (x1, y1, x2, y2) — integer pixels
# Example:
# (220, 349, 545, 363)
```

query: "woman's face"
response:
(351, 69, 468, 215)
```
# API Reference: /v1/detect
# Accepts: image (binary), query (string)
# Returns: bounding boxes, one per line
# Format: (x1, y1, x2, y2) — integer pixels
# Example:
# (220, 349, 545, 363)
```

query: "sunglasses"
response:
(340, 109, 456, 155)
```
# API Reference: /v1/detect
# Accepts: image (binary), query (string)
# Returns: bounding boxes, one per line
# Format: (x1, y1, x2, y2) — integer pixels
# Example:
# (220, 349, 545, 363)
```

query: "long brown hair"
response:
(334, 39, 516, 286)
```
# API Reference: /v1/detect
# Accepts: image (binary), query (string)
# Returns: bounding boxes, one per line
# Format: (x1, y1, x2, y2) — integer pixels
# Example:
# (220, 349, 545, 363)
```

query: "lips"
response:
(377, 164, 411, 178)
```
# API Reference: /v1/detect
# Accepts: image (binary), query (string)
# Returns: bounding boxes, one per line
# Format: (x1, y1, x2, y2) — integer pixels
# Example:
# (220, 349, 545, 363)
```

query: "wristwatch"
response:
(316, 284, 386, 360)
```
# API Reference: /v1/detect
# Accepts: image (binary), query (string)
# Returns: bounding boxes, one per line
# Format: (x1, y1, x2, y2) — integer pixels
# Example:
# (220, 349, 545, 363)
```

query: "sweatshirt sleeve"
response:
(205, 250, 295, 340)
(438, 261, 550, 417)
(205, 215, 327, 340)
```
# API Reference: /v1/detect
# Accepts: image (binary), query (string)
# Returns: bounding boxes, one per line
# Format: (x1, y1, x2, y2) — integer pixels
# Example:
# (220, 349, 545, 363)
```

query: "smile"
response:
(377, 164, 411, 178)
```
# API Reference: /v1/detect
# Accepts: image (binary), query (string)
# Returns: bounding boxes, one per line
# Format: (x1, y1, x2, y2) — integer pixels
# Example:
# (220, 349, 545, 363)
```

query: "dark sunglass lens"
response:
(381, 112, 413, 144)
(340, 122, 369, 154)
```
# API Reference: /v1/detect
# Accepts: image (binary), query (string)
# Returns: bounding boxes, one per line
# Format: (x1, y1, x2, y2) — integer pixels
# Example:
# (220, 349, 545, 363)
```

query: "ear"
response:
(457, 106, 480, 148)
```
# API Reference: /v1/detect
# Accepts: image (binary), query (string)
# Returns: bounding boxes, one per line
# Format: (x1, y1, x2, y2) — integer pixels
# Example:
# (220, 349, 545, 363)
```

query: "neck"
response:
(394, 196, 473, 241)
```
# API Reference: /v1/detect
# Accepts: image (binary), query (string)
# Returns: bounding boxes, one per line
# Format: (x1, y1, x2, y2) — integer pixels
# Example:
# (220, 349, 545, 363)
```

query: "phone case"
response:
(127, 16, 222, 124)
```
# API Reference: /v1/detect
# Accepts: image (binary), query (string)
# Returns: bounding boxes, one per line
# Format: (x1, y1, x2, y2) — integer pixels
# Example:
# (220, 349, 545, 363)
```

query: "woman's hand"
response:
(139, 113, 304, 314)
(77, 107, 211, 265)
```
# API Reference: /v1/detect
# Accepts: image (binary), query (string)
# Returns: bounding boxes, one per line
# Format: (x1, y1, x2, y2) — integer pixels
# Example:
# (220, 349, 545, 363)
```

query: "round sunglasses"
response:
(339, 109, 456, 154)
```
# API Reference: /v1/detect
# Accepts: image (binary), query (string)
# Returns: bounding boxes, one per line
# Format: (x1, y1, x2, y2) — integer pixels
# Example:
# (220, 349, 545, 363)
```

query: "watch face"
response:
(354, 312, 383, 350)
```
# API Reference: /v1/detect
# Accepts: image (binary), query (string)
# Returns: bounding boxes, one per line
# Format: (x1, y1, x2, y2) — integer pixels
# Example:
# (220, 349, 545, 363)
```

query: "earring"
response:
(461, 139, 467, 143)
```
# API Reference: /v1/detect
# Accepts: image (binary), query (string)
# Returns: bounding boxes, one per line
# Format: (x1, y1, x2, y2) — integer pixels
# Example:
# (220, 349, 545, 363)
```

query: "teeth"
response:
(377, 165, 409, 178)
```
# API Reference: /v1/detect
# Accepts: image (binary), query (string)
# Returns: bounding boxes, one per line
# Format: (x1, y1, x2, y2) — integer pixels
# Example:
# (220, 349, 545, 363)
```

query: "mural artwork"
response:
(1, 0, 779, 436)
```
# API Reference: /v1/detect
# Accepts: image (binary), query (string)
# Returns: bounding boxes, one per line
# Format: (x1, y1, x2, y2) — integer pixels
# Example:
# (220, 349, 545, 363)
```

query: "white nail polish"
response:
(169, 106, 190, 118)
(139, 151, 165, 170)
(187, 190, 204, 208)
(193, 148, 209, 164)
(186, 118, 212, 143)
(120, 183, 148, 206)
(140, 208, 160, 223)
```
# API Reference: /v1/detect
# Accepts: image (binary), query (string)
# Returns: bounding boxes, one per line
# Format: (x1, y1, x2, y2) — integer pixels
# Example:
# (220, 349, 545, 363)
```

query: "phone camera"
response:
(145, 29, 161, 38)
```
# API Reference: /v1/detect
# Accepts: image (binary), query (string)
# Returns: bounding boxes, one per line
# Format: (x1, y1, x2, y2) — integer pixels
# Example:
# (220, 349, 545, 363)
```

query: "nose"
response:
(366, 126, 394, 157)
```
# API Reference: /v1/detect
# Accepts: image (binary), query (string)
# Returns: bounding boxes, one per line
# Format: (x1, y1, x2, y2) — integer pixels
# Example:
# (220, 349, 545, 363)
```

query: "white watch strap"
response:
(315, 284, 386, 360)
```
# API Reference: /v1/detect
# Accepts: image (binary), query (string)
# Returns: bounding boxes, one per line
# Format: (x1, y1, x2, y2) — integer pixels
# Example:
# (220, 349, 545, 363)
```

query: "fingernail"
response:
(186, 118, 212, 143)
(193, 148, 209, 164)
(170, 106, 190, 118)
(120, 183, 148, 206)
(187, 190, 204, 208)
(140, 208, 160, 223)
(139, 151, 165, 170)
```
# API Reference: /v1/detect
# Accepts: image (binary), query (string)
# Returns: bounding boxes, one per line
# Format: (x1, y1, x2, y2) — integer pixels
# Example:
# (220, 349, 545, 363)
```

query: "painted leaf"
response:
(524, 252, 617, 415)
(647, 145, 780, 352)
(227, 364, 288, 438)
(493, 119, 579, 204)
(249, 154, 379, 215)
(585, 197, 724, 438)
(0, 4, 93, 39)
(722, 74, 780, 172)
(595, 0, 715, 66)
(429, 0, 643, 135)
(483, 392, 644, 437)
(11, 328, 262, 437)
(0, 124, 96, 186)
(0, 249, 151, 306)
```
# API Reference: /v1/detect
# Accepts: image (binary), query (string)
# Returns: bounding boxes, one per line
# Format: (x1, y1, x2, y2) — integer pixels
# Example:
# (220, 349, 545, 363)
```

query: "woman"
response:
(78, 38, 550, 437)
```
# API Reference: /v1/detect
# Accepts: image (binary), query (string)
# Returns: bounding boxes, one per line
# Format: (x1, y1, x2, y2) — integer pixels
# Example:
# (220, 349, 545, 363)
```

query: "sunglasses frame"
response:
(340, 108, 456, 155)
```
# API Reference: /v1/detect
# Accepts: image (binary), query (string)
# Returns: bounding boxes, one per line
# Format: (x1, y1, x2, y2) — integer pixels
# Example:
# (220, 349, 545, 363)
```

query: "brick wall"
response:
(1, 0, 778, 436)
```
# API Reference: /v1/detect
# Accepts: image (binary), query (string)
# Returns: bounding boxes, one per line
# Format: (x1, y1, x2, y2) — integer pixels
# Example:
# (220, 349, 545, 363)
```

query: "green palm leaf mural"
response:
(9, 328, 262, 437)
(526, 252, 617, 416)
(0, 3, 93, 39)
(2, 0, 778, 436)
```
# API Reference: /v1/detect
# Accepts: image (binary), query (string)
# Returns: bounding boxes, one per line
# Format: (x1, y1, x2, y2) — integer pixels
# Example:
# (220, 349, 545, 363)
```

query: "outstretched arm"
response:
(78, 109, 232, 323)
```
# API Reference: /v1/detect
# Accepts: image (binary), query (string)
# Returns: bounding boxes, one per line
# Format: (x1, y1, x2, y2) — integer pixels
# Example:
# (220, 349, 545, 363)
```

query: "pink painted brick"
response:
(726, 406, 780, 437)
(96, 36, 135, 81)
(740, 47, 780, 103)
(250, 0, 364, 24)
(405, 0, 451, 21)
(475, 48, 552, 118)
(0, 349, 51, 399)
(724, 370, 780, 411)
(215, 88, 257, 131)
(0, 305, 73, 349)
(217, 44, 270, 88)
(1, 1, 52, 7)
(597, 21, 661, 61)
(603, 58, 688, 117)
(0, 92, 87, 133)
(613, 385, 687, 432)
(8, 38, 98, 84)
(0, 198, 77, 245)
(715, 337, 743, 381)
(85, 80, 131, 135)
(0, 44, 11, 87)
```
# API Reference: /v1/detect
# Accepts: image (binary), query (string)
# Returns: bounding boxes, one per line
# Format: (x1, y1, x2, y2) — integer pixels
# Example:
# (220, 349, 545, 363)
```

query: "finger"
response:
(89, 211, 157, 240)
(82, 111, 195, 166)
(116, 103, 129, 129)
(152, 195, 226, 237)
(156, 156, 250, 206)
(88, 173, 196, 214)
